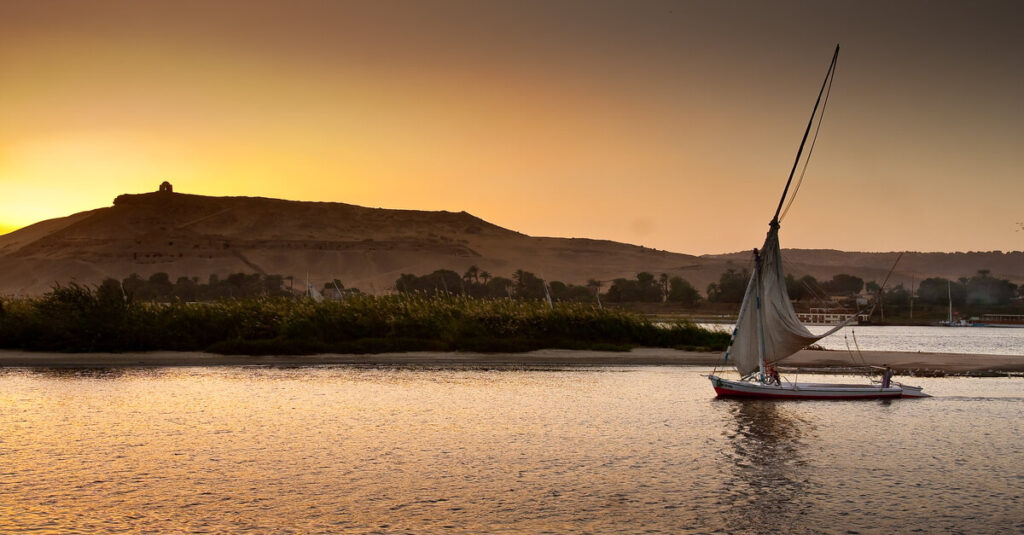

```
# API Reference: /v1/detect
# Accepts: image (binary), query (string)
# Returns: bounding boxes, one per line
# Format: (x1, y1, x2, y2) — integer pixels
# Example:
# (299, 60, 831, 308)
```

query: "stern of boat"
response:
(898, 383, 931, 398)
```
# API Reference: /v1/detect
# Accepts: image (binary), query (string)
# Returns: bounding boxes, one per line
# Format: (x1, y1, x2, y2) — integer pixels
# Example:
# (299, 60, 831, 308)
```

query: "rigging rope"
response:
(845, 331, 867, 366)
(772, 45, 839, 224)
(779, 256, 830, 306)
(861, 252, 905, 321)
(780, 59, 838, 222)
(852, 330, 865, 365)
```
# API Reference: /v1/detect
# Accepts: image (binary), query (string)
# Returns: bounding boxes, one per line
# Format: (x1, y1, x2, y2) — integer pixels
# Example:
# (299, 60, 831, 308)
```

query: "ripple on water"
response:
(0, 366, 1022, 533)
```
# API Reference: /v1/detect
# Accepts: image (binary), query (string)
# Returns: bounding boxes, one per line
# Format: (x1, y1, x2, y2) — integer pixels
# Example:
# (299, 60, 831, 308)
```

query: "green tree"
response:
(965, 270, 1017, 305)
(174, 276, 199, 301)
(463, 265, 479, 285)
(821, 273, 864, 296)
(883, 284, 912, 308)
(122, 273, 145, 300)
(394, 269, 464, 295)
(667, 276, 699, 306)
(486, 276, 513, 298)
(707, 269, 750, 303)
(98, 278, 126, 305)
(513, 270, 546, 299)
(548, 281, 594, 301)
(916, 277, 965, 306)
(264, 275, 287, 296)
(636, 272, 661, 301)
(605, 273, 662, 302)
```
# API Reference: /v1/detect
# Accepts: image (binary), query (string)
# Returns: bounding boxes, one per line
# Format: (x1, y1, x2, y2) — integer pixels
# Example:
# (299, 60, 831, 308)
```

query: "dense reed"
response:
(0, 285, 728, 354)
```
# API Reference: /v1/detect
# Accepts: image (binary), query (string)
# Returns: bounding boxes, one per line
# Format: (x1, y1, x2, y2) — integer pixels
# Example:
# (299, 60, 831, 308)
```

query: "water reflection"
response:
(28, 367, 132, 379)
(1, 367, 1021, 533)
(719, 401, 813, 533)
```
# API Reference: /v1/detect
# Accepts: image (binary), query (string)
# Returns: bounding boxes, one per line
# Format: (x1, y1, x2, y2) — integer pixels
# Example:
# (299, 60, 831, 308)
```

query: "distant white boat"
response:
(796, 308, 866, 326)
(706, 46, 928, 400)
(976, 314, 1024, 328)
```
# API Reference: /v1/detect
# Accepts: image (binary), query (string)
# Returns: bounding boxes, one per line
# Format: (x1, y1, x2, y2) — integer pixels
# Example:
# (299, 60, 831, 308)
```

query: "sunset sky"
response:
(1, 0, 1020, 255)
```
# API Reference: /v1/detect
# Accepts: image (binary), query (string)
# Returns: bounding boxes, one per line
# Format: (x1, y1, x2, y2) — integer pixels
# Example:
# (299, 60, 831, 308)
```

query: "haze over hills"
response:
(1, 186, 1021, 297)
(705, 249, 1024, 292)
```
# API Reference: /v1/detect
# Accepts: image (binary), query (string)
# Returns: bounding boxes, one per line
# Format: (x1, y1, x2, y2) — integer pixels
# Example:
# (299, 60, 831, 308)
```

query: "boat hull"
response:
(709, 375, 928, 399)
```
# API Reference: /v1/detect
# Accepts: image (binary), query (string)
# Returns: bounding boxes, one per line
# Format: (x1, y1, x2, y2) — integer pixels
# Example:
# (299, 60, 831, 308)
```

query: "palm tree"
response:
(513, 269, 526, 295)
(464, 265, 479, 285)
(479, 271, 491, 286)
(587, 279, 603, 308)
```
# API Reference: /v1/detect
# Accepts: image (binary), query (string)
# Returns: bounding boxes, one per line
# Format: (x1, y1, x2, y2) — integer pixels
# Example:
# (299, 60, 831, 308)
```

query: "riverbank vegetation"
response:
(3, 266, 1020, 351)
(0, 285, 728, 354)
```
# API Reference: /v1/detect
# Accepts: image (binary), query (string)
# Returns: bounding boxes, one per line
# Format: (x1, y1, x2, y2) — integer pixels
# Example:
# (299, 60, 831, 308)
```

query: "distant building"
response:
(159, 181, 173, 193)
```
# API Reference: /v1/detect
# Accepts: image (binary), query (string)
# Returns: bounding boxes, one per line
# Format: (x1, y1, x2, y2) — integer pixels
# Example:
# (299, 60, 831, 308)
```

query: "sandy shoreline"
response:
(1, 348, 1022, 375)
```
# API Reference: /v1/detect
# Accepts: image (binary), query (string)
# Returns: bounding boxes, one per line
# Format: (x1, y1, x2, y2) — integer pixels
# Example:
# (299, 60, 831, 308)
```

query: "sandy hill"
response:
(1, 188, 1020, 296)
(0, 189, 706, 295)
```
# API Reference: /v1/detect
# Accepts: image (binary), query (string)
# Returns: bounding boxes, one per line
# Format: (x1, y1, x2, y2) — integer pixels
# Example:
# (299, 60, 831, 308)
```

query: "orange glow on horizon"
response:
(1, 1, 1021, 254)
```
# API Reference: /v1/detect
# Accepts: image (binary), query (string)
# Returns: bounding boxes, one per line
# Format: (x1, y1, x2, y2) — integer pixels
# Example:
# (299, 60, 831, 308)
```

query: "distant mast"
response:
(948, 280, 953, 324)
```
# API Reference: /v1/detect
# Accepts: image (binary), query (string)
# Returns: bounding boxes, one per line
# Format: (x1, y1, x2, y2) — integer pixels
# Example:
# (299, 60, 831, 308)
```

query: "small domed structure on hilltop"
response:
(158, 181, 173, 193)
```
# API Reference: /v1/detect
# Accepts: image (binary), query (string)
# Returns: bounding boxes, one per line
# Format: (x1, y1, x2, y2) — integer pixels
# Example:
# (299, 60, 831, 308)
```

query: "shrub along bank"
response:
(0, 284, 729, 354)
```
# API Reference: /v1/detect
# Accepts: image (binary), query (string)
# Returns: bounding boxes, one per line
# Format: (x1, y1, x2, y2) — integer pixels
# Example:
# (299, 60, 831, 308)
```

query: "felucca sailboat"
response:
(708, 45, 928, 399)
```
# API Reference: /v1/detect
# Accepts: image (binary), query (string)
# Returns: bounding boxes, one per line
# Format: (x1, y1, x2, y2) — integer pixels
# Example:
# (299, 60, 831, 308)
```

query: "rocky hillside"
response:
(1, 187, 1020, 296)
(0, 188, 705, 295)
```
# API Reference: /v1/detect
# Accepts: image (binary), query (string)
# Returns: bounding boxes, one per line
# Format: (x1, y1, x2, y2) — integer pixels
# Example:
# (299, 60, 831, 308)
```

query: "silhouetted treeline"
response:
(396, 267, 703, 305)
(106, 266, 1019, 309)
(395, 267, 595, 301)
(98, 272, 295, 302)
(706, 269, 750, 303)
(701, 266, 1022, 314)
(914, 271, 1018, 306)
(94, 272, 366, 302)
(318, 279, 364, 299)
(605, 273, 700, 306)
(782, 273, 864, 302)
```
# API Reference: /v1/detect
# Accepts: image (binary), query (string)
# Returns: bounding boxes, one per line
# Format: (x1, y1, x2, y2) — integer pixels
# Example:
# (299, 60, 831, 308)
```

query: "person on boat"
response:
(767, 365, 781, 385)
(881, 365, 893, 388)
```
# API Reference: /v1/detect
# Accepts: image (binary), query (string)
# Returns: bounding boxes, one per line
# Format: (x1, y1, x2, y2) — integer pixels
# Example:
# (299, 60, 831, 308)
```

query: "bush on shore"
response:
(0, 285, 729, 354)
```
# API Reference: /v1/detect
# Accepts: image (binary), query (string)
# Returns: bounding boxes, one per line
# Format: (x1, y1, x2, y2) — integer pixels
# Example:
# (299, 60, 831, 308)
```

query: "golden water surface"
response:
(1, 366, 1022, 533)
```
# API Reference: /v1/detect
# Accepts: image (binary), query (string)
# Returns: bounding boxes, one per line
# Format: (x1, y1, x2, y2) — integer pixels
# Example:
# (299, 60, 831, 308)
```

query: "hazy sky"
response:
(1, 0, 1021, 254)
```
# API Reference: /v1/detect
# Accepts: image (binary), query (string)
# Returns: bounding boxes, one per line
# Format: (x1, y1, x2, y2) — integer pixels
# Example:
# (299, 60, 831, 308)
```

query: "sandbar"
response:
(0, 348, 1022, 375)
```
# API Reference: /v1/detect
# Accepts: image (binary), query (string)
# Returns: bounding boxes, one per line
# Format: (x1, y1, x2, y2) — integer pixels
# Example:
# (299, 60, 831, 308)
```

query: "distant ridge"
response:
(0, 186, 701, 295)
(1, 186, 1021, 296)
(704, 249, 1024, 288)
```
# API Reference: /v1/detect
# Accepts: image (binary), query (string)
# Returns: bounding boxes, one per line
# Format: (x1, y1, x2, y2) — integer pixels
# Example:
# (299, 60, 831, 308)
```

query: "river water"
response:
(701, 324, 1024, 356)
(2, 366, 1022, 533)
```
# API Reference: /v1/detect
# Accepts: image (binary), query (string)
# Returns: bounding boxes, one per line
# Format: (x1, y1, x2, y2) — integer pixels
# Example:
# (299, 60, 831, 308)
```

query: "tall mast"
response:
(771, 45, 840, 225)
(754, 249, 767, 381)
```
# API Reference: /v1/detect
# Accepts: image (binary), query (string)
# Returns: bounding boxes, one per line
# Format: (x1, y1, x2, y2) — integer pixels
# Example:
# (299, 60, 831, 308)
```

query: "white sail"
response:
(725, 223, 848, 377)
(709, 45, 929, 398)
(306, 273, 324, 302)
